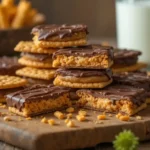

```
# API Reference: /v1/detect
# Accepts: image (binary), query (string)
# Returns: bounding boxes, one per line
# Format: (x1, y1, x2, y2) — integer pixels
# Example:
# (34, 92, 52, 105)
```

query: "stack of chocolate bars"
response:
(4, 24, 149, 117)
(0, 56, 26, 103)
(112, 49, 147, 73)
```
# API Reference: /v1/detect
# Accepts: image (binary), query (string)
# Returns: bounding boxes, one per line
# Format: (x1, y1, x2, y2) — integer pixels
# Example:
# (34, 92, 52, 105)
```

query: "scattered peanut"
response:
(76, 115, 86, 122)
(78, 110, 87, 116)
(3, 116, 11, 121)
(54, 111, 65, 119)
(66, 120, 75, 128)
(136, 116, 142, 120)
(67, 113, 72, 119)
(41, 117, 48, 123)
(97, 114, 106, 120)
(116, 113, 130, 121)
(48, 119, 55, 126)
(66, 107, 75, 113)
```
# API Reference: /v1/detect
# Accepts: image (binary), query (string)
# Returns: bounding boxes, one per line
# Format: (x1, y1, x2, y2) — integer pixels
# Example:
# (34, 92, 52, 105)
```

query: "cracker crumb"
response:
(97, 114, 106, 120)
(78, 110, 87, 116)
(65, 119, 70, 124)
(26, 117, 32, 120)
(116, 113, 130, 121)
(66, 107, 75, 113)
(54, 111, 65, 119)
(48, 119, 55, 126)
(136, 116, 142, 120)
(66, 120, 75, 128)
(67, 113, 72, 119)
(108, 114, 113, 117)
(4, 116, 11, 121)
(76, 115, 86, 122)
(41, 117, 48, 123)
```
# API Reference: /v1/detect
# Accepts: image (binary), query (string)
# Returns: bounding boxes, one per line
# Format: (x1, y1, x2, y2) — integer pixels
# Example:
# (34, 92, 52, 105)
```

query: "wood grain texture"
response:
(0, 106, 150, 150)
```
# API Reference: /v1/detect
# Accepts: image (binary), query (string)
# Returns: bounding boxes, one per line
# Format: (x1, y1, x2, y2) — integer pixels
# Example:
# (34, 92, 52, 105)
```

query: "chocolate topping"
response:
(31, 24, 88, 40)
(56, 68, 112, 79)
(53, 45, 114, 59)
(113, 72, 150, 90)
(0, 87, 24, 98)
(21, 52, 52, 61)
(114, 49, 141, 66)
(0, 56, 22, 75)
(78, 85, 146, 106)
(6, 84, 71, 110)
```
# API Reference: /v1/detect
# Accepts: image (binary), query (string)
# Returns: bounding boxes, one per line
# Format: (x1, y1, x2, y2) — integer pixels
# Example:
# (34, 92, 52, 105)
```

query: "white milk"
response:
(116, 0, 150, 64)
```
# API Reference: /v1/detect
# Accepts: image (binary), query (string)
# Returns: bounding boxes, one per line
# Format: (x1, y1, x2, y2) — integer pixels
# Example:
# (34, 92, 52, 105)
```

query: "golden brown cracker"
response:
(112, 62, 147, 73)
(0, 75, 27, 89)
(16, 67, 55, 80)
(53, 54, 113, 69)
(18, 57, 53, 69)
(15, 41, 56, 54)
(54, 77, 112, 88)
(33, 35, 87, 48)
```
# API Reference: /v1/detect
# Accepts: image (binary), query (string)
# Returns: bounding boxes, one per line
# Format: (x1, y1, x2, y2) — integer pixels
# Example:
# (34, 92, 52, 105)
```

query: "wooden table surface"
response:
(0, 38, 150, 150)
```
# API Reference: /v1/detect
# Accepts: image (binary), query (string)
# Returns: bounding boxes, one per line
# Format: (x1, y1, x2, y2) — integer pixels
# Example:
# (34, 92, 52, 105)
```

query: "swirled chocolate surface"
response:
(78, 85, 146, 106)
(21, 52, 52, 61)
(0, 56, 23, 75)
(6, 84, 71, 110)
(53, 45, 114, 59)
(31, 24, 88, 40)
(114, 49, 141, 66)
(56, 68, 112, 79)
(113, 72, 150, 90)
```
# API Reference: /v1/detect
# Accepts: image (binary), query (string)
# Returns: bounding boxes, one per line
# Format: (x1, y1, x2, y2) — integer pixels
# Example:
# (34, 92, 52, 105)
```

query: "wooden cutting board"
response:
(0, 106, 150, 150)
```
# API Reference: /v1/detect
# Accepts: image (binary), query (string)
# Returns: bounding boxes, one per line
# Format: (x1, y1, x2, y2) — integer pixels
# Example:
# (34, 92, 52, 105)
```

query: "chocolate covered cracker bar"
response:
(112, 49, 146, 73)
(0, 87, 24, 103)
(53, 45, 113, 69)
(0, 56, 22, 75)
(54, 68, 112, 88)
(19, 52, 53, 68)
(77, 85, 147, 115)
(31, 24, 88, 48)
(113, 72, 150, 103)
(6, 84, 72, 117)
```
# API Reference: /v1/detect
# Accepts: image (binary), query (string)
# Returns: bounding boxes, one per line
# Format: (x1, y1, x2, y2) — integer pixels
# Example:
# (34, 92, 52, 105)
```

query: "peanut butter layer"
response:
(31, 24, 88, 41)
(77, 85, 147, 115)
(21, 52, 52, 62)
(6, 84, 72, 117)
(53, 45, 114, 69)
(114, 49, 141, 66)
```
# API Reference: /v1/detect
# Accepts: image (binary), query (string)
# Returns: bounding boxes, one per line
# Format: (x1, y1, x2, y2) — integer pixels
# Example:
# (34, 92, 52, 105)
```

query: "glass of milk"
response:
(116, 0, 150, 64)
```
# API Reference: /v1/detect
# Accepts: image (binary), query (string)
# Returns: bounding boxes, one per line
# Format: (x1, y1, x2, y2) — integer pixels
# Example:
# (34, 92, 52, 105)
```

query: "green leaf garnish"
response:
(113, 130, 139, 150)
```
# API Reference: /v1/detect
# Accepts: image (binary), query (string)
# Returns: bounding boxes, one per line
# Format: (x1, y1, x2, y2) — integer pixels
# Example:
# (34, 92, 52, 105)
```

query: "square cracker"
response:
(0, 75, 27, 89)
(16, 67, 55, 80)
(14, 41, 56, 54)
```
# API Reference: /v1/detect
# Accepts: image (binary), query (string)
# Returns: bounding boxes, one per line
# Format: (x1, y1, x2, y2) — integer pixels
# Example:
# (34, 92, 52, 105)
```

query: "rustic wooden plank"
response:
(0, 106, 150, 150)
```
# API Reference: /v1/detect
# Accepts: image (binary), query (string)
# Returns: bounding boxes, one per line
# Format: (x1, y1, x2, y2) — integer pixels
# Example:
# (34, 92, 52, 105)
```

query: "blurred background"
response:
(30, 0, 116, 38)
